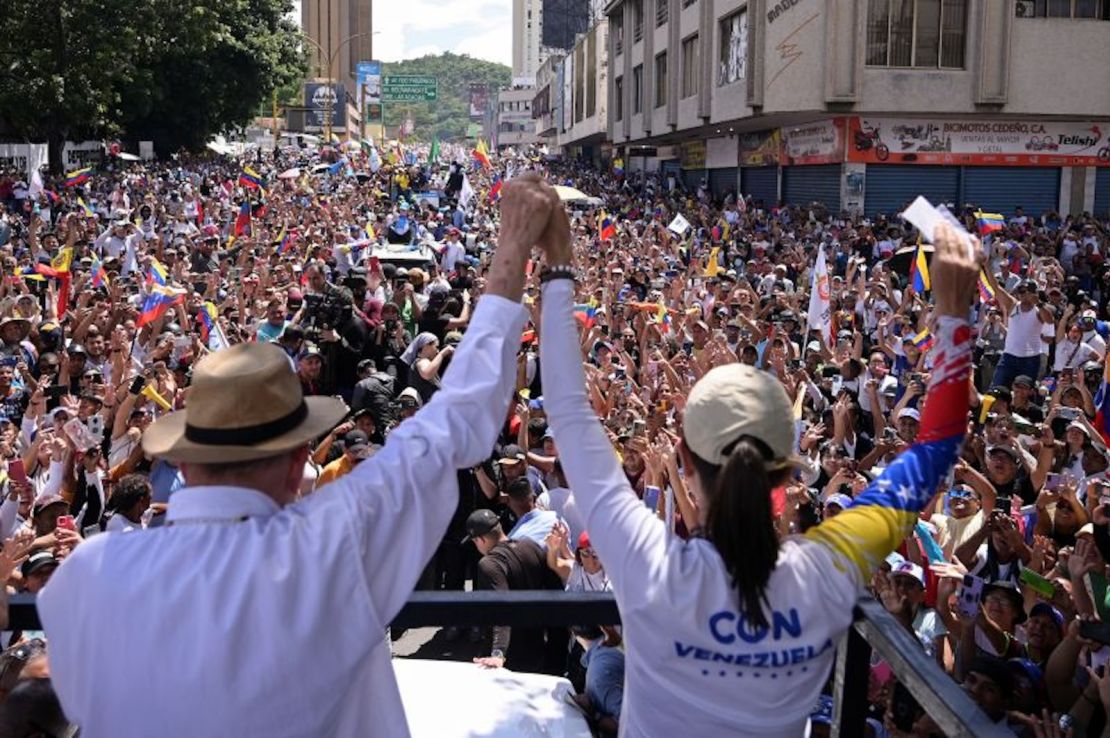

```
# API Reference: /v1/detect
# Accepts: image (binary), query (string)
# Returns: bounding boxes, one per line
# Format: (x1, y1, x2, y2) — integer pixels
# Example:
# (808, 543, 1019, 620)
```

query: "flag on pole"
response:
(459, 173, 475, 208)
(28, 169, 44, 201)
(146, 257, 168, 286)
(975, 210, 1005, 236)
(573, 304, 598, 328)
(488, 176, 503, 202)
(277, 227, 294, 254)
(429, 136, 440, 164)
(90, 254, 108, 289)
(64, 167, 92, 187)
(910, 238, 930, 293)
(598, 212, 616, 241)
(807, 246, 833, 348)
(77, 197, 94, 218)
(472, 139, 491, 170)
(977, 270, 996, 303)
(137, 286, 185, 327)
(197, 301, 230, 352)
(238, 167, 265, 191)
(912, 328, 935, 352)
(234, 202, 252, 236)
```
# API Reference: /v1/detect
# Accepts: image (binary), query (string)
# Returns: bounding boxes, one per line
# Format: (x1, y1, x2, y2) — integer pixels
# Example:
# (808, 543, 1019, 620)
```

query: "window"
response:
(681, 34, 700, 98)
(615, 75, 624, 120)
(683, 0, 697, 6)
(718, 9, 748, 86)
(656, 0, 669, 27)
(1017, 0, 1107, 17)
(633, 0, 644, 42)
(654, 53, 667, 107)
(613, 15, 624, 56)
(633, 64, 643, 113)
(866, 0, 967, 68)
(586, 30, 597, 117)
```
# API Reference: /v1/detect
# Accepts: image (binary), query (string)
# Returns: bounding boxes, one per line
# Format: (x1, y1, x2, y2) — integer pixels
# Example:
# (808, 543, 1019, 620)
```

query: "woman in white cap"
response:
(537, 204, 982, 737)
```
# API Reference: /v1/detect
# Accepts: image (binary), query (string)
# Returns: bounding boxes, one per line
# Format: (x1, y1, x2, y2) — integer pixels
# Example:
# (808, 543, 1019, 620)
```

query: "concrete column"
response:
(1059, 167, 1073, 216)
(1084, 167, 1098, 215)
(972, 0, 1011, 105)
(747, 0, 766, 109)
(623, 2, 634, 140)
(667, 0, 680, 129)
(824, 0, 861, 103)
(697, 0, 712, 120)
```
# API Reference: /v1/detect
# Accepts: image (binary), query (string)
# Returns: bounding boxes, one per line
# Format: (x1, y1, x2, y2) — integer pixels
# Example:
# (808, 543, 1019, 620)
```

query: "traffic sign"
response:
(382, 75, 438, 102)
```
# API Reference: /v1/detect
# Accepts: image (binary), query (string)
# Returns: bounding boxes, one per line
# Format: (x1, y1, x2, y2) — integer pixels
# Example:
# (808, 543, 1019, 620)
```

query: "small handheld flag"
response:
(90, 255, 108, 289)
(598, 212, 616, 241)
(234, 202, 252, 237)
(975, 210, 1005, 236)
(238, 167, 265, 191)
(977, 270, 996, 303)
(912, 328, 935, 352)
(64, 167, 92, 187)
(910, 238, 930, 293)
(77, 197, 94, 217)
(137, 286, 185, 328)
(146, 257, 168, 286)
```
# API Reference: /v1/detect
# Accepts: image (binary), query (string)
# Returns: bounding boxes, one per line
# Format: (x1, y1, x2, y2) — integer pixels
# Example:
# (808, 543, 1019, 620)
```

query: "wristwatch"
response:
(491, 649, 505, 660)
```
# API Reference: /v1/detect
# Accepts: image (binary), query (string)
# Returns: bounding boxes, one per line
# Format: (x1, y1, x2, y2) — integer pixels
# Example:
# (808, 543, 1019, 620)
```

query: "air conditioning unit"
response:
(1015, 0, 1035, 17)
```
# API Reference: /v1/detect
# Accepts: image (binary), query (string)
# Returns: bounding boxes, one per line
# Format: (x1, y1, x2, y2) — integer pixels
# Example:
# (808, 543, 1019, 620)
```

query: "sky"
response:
(293, 0, 514, 67)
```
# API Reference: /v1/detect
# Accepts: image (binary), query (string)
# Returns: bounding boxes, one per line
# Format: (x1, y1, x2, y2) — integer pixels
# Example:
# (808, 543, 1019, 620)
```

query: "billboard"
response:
(357, 61, 383, 123)
(781, 119, 846, 166)
(304, 83, 346, 130)
(542, 0, 590, 51)
(847, 117, 1110, 167)
(468, 84, 489, 120)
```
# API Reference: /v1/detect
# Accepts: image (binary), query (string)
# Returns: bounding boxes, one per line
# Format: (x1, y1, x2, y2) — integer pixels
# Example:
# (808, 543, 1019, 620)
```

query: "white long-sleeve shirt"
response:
(38, 294, 526, 738)
(540, 280, 970, 737)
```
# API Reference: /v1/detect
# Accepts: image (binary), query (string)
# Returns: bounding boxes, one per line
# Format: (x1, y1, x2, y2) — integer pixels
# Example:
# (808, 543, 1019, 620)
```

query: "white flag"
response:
(27, 169, 44, 201)
(667, 213, 691, 235)
(807, 246, 833, 349)
(459, 172, 475, 208)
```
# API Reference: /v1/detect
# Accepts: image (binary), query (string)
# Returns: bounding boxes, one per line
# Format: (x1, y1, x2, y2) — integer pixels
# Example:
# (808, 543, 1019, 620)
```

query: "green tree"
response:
(0, 0, 154, 172)
(382, 52, 510, 142)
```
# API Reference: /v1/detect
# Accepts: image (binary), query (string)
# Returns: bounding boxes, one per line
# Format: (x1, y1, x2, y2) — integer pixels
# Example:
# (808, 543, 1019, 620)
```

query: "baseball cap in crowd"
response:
(398, 387, 422, 409)
(1012, 375, 1034, 389)
(824, 493, 853, 511)
(142, 342, 347, 464)
(986, 444, 1020, 461)
(982, 581, 1027, 623)
(897, 407, 920, 422)
(890, 561, 925, 586)
(498, 444, 526, 466)
(462, 509, 501, 542)
(1067, 421, 1091, 437)
(968, 656, 1015, 693)
(443, 331, 463, 347)
(32, 495, 68, 517)
(343, 430, 371, 460)
(683, 364, 797, 468)
(21, 550, 58, 578)
(299, 344, 323, 360)
(1029, 603, 1065, 635)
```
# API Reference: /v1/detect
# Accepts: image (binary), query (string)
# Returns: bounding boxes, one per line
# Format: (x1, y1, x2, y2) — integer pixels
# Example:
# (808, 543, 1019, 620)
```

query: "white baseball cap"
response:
(683, 364, 796, 467)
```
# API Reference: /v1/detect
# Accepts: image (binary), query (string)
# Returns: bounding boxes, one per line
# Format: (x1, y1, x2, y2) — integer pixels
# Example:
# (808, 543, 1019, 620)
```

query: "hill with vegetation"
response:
(382, 52, 511, 142)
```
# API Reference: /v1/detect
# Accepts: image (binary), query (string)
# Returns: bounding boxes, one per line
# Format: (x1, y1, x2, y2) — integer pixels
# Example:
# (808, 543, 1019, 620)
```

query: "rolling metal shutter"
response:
(681, 168, 706, 191)
(782, 164, 841, 213)
(708, 168, 738, 199)
(1095, 168, 1110, 219)
(960, 167, 1060, 217)
(865, 165, 960, 217)
(741, 166, 778, 209)
(661, 160, 681, 178)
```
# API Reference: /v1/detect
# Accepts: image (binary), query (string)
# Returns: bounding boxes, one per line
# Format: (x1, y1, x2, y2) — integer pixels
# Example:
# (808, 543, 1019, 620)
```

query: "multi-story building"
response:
(603, 0, 1110, 216)
(299, 0, 373, 139)
(514, 0, 548, 80)
(497, 87, 544, 148)
(556, 19, 610, 164)
(534, 53, 567, 145)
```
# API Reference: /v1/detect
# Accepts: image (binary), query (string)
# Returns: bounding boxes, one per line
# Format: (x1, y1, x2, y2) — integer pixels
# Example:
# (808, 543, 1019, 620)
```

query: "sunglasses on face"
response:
(948, 488, 975, 500)
(579, 548, 598, 560)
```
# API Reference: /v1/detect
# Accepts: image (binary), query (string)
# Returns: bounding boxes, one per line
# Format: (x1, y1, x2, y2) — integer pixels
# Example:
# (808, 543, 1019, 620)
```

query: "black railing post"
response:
(831, 621, 871, 737)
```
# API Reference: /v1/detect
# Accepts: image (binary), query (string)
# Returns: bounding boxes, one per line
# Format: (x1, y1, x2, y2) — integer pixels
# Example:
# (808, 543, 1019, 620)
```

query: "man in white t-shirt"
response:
(990, 278, 1053, 388)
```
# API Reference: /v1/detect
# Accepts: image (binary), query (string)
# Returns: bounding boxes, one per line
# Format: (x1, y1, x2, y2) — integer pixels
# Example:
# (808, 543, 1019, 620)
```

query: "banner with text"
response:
(846, 117, 1110, 166)
(781, 119, 846, 166)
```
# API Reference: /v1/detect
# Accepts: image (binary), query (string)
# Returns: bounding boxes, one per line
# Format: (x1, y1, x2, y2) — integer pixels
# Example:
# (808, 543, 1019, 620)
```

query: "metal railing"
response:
(7, 592, 1007, 736)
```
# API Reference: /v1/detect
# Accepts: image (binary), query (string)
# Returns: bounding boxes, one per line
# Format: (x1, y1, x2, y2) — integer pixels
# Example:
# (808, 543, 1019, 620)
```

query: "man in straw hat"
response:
(36, 174, 558, 737)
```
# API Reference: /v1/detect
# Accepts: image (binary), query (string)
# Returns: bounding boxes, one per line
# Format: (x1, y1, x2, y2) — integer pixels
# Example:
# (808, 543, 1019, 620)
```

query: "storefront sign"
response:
(847, 117, 1110, 166)
(781, 119, 845, 165)
(680, 140, 707, 170)
(739, 130, 783, 166)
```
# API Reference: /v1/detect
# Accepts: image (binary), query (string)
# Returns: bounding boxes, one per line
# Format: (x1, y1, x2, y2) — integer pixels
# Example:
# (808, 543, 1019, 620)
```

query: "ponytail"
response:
(691, 436, 787, 631)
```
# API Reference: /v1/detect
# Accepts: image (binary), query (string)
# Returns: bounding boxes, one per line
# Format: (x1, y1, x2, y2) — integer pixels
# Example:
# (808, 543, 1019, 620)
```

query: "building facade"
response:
(497, 88, 544, 148)
(301, 0, 373, 87)
(602, 0, 1110, 216)
(514, 0, 549, 80)
(556, 19, 610, 164)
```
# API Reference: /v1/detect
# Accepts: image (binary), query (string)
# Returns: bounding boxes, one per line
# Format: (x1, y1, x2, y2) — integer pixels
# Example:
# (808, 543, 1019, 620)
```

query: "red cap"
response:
(577, 531, 591, 550)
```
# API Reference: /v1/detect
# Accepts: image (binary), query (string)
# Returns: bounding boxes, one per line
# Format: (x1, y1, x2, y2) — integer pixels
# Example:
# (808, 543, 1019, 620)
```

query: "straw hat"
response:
(142, 342, 346, 463)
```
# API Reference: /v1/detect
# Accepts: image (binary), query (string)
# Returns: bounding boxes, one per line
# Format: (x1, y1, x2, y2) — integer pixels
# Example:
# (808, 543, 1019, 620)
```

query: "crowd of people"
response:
(0, 139, 1107, 737)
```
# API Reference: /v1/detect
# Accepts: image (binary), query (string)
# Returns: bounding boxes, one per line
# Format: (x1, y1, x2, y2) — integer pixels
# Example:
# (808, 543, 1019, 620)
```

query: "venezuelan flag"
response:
(77, 197, 94, 217)
(35, 248, 73, 279)
(573, 303, 597, 328)
(239, 167, 265, 191)
(655, 303, 671, 333)
(137, 286, 185, 328)
(90, 255, 108, 289)
(598, 212, 616, 241)
(977, 270, 996, 303)
(472, 139, 491, 170)
(1094, 361, 1110, 446)
(976, 210, 1005, 236)
(197, 301, 229, 352)
(64, 167, 92, 187)
(909, 238, 930, 293)
(805, 320, 972, 585)
(146, 257, 168, 286)
(912, 327, 934, 352)
(234, 202, 252, 236)
(276, 227, 293, 255)
(488, 176, 503, 203)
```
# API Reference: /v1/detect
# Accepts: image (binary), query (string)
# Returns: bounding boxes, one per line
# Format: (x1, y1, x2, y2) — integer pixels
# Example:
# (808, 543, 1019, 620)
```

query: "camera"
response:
(302, 290, 351, 341)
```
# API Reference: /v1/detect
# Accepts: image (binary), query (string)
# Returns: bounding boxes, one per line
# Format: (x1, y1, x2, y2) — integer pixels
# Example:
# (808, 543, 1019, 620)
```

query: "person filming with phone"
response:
(36, 175, 556, 737)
